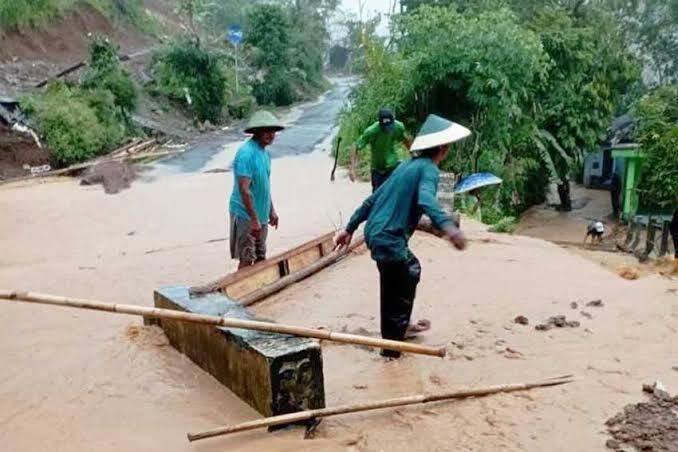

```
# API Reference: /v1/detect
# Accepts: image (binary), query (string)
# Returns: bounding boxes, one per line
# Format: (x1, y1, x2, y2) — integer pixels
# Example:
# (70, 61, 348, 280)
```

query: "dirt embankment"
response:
(0, 124, 50, 179)
(0, 0, 189, 93)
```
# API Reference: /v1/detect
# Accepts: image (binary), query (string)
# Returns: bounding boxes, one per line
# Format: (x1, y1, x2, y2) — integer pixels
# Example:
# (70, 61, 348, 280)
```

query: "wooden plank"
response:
(218, 232, 335, 287)
(224, 265, 282, 300)
(288, 246, 323, 273)
(188, 232, 343, 299)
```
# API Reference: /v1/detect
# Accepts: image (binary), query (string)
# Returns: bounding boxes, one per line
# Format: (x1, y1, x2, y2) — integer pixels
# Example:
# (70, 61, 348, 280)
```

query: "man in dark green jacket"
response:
(335, 114, 471, 358)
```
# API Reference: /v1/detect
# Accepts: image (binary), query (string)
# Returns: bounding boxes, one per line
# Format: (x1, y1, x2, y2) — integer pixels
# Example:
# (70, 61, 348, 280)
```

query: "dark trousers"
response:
(376, 252, 421, 357)
(371, 166, 397, 192)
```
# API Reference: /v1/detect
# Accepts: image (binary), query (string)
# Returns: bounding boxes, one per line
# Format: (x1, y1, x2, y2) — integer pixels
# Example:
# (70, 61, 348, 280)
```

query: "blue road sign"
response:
(228, 24, 242, 45)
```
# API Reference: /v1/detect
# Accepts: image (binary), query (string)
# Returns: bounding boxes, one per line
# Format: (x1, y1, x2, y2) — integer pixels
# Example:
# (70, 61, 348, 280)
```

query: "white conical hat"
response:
(410, 114, 472, 152)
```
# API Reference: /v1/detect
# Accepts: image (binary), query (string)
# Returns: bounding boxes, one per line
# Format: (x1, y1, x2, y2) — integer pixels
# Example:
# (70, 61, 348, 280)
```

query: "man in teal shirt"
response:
(350, 108, 412, 191)
(335, 114, 470, 358)
(230, 111, 284, 269)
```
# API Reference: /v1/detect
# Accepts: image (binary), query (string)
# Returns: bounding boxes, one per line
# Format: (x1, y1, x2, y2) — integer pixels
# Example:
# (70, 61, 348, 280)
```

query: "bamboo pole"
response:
(0, 290, 445, 357)
(239, 237, 365, 307)
(187, 376, 574, 442)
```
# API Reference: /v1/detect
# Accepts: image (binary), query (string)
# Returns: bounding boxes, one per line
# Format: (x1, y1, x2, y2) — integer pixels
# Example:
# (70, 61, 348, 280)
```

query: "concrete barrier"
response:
(149, 286, 325, 417)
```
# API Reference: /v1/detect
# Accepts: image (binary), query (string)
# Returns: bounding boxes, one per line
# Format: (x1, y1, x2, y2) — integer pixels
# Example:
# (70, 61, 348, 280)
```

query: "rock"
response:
(587, 299, 604, 307)
(606, 439, 621, 450)
(535, 323, 552, 331)
(566, 320, 580, 328)
(514, 315, 529, 325)
(551, 315, 567, 327)
(570, 301, 578, 309)
(580, 311, 592, 319)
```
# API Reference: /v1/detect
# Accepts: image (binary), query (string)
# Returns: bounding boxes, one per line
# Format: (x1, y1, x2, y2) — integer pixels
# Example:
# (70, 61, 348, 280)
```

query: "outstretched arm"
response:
(334, 191, 377, 251)
(418, 169, 466, 250)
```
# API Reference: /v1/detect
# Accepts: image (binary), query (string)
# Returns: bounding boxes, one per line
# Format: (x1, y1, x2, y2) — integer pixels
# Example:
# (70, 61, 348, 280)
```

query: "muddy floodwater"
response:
(2, 83, 678, 451)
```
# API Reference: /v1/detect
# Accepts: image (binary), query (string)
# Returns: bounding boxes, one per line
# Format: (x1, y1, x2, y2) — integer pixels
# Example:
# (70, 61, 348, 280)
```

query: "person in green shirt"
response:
(335, 114, 470, 358)
(350, 108, 412, 191)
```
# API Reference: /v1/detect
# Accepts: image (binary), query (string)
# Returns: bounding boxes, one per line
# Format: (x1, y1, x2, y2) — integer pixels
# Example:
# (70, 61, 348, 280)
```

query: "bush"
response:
(150, 40, 227, 123)
(0, 0, 153, 31)
(488, 216, 518, 234)
(22, 82, 125, 166)
(0, 0, 71, 29)
(635, 85, 678, 211)
(227, 96, 256, 119)
(81, 36, 137, 121)
(251, 68, 297, 106)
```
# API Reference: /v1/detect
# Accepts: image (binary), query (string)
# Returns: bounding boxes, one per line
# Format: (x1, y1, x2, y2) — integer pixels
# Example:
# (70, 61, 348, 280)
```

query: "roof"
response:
(602, 114, 637, 149)
(0, 96, 19, 106)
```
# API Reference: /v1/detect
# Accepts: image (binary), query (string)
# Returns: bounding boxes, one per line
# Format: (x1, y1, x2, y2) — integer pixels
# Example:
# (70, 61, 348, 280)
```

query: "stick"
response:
(330, 136, 342, 182)
(187, 376, 574, 442)
(239, 237, 365, 307)
(35, 61, 86, 88)
(0, 290, 445, 358)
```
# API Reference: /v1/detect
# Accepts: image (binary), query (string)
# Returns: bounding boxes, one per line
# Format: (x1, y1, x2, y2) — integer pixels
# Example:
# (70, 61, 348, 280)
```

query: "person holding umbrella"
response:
(349, 108, 412, 191)
(454, 173, 503, 223)
(334, 114, 470, 358)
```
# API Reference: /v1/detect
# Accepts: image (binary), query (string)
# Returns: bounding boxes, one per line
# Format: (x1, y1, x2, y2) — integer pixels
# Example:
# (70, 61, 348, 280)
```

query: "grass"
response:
(0, 0, 157, 34)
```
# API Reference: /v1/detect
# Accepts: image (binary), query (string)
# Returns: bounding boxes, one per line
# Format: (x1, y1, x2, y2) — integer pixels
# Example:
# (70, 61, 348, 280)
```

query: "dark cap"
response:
(378, 108, 395, 131)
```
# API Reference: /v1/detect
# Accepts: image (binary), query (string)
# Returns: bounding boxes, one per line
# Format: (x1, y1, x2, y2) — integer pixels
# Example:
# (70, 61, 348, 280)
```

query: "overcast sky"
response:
(330, 0, 395, 39)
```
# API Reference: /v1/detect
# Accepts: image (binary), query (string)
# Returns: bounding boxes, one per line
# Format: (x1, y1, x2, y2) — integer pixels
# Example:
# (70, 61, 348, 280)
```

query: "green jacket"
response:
(346, 157, 452, 262)
(355, 121, 407, 173)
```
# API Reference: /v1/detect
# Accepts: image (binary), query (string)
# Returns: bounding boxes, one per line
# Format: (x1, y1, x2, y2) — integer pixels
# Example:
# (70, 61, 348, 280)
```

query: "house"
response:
(583, 115, 635, 189)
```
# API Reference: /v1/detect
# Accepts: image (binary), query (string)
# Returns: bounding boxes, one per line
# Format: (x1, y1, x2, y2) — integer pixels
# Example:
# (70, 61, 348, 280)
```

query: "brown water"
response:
(1, 150, 677, 451)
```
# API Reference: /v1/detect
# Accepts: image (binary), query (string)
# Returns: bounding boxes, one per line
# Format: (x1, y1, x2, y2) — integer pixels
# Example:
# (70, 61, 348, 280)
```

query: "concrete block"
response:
(152, 286, 325, 417)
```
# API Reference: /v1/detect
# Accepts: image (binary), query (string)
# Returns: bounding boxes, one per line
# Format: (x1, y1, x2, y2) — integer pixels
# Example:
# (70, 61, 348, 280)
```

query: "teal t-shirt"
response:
(229, 139, 271, 223)
(346, 157, 452, 262)
(355, 121, 407, 173)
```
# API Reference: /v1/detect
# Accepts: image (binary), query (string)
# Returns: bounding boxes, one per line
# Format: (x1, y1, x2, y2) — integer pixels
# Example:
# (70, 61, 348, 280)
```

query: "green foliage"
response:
(244, 4, 295, 106)
(635, 85, 678, 210)
(243, 1, 335, 106)
(81, 36, 137, 121)
(150, 40, 226, 123)
(0, 0, 154, 32)
(338, 2, 641, 218)
(0, 0, 70, 29)
(488, 216, 518, 233)
(22, 82, 125, 166)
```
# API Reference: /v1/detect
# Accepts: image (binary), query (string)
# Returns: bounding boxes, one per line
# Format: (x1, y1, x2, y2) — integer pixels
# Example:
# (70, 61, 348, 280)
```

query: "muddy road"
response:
(147, 77, 353, 178)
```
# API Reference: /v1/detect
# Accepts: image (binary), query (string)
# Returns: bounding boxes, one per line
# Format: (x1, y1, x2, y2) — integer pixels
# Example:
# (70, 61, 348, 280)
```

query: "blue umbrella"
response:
(454, 172, 503, 194)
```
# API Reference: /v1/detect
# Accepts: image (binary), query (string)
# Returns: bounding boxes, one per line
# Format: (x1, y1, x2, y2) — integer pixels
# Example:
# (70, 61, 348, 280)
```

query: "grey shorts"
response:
(230, 214, 268, 263)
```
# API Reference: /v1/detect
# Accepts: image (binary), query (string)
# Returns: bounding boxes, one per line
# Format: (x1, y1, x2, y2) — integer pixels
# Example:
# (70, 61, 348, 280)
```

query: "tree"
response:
(527, 7, 640, 210)
(635, 85, 678, 211)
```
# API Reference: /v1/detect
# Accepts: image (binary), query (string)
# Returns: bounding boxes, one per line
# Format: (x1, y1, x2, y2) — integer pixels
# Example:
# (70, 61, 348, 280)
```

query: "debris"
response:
(606, 385, 678, 451)
(586, 299, 604, 307)
(80, 160, 135, 194)
(580, 311, 592, 319)
(617, 266, 640, 280)
(570, 301, 578, 309)
(428, 375, 443, 386)
(353, 384, 368, 390)
(535, 315, 580, 331)
(642, 381, 671, 401)
(514, 315, 529, 325)
(501, 347, 524, 359)
(552, 315, 566, 327)
(605, 439, 620, 450)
